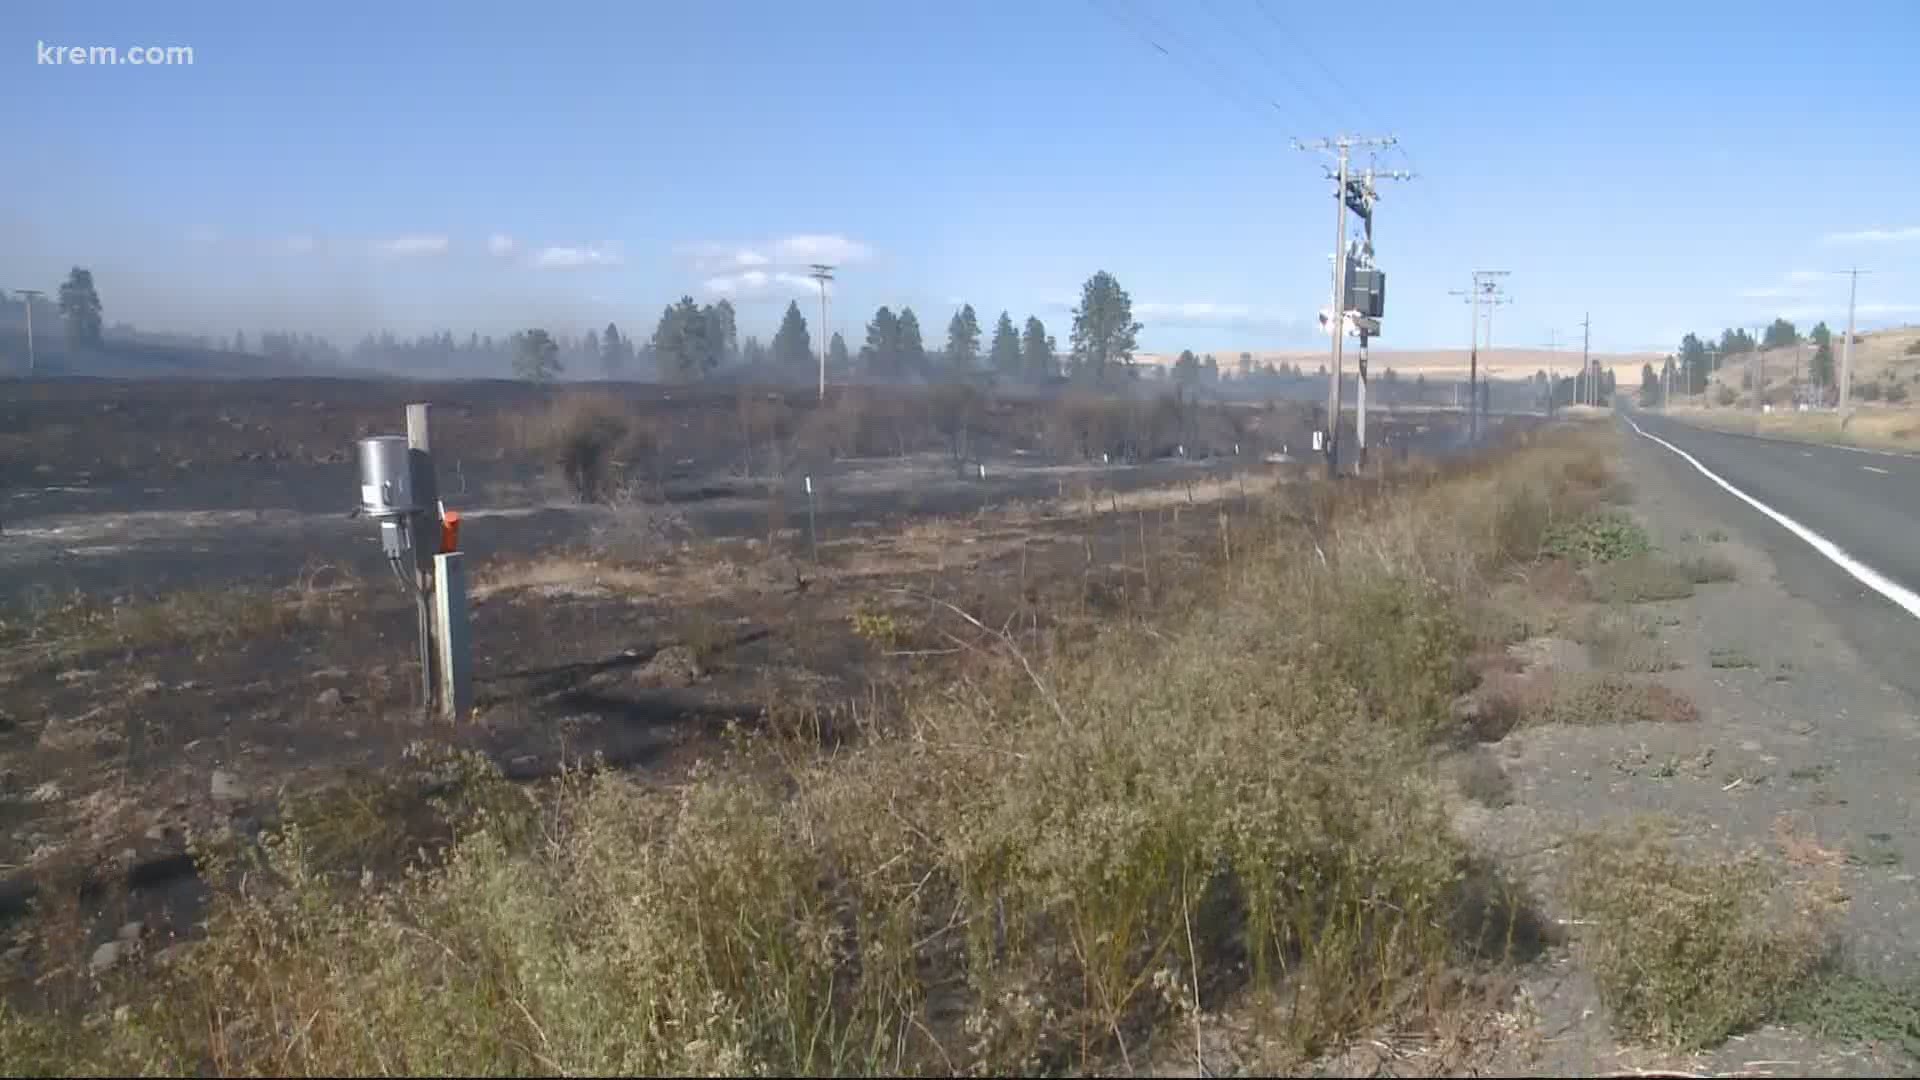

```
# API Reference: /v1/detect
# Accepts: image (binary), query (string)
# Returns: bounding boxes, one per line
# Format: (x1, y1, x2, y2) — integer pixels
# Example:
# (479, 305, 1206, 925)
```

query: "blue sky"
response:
(2, 0, 1915, 355)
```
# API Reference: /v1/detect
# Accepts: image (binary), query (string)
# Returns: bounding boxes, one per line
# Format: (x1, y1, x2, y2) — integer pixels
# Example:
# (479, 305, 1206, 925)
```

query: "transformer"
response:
(1346, 266, 1387, 320)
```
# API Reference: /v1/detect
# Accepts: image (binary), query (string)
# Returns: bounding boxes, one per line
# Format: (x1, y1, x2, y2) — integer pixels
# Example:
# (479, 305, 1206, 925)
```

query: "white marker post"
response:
(804, 475, 817, 564)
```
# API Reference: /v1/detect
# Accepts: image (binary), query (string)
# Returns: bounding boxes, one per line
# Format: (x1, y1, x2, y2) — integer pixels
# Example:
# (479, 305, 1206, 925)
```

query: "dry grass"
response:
(1567, 827, 1832, 1049)
(1577, 606, 1678, 673)
(1669, 404, 1920, 454)
(0, 423, 1628, 1076)
(1588, 554, 1699, 604)
(1536, 672, 1699, 726)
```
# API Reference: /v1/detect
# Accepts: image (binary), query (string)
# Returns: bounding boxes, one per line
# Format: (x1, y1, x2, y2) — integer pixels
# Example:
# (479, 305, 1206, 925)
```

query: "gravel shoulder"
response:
(1463, 424, 1920, 1076)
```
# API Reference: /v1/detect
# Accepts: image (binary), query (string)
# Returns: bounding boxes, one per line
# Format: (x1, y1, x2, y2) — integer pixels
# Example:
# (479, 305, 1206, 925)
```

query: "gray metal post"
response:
(433, 551, 472, 721)
(406, 403, 438, 712)
(1356, 334, 1369, 470)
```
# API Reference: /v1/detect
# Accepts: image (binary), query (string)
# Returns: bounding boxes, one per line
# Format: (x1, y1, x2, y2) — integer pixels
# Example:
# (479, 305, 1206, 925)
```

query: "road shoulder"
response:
(1461, 424, 1920, 1075)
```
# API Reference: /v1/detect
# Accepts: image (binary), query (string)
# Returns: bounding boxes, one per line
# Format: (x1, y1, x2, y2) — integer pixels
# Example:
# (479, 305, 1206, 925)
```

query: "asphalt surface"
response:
(1623, 406, 1920, 698)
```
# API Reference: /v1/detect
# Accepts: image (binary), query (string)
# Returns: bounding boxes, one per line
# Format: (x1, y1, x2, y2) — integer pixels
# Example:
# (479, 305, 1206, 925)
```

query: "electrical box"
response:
(357, 435, 418, 519)
(1346, 266, 1387, 319)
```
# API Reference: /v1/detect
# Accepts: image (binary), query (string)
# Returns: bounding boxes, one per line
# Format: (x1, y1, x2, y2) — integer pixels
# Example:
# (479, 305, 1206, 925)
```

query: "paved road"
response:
(1623, 407, 1920, 697)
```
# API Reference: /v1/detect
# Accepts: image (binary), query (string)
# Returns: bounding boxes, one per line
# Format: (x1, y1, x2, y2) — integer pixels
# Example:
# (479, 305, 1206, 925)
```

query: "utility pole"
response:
(808, 264, 835, 403)
(1478, 276, 1510, 429)
(1541, 329, 1560, 418)
(1838, 267, 1869, 425)
(1295, 134, 1403, 476)
(1447, 270, 1506, 441)
(1579, 313, 1591, 406)
(15, 289, 44, 377)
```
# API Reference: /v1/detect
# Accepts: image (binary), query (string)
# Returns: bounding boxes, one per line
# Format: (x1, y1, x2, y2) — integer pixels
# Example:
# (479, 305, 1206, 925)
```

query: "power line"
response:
(1253, 0, 1385, 133)
(1091, 0, 1292, 131)
(1202, 0, 1338, 124)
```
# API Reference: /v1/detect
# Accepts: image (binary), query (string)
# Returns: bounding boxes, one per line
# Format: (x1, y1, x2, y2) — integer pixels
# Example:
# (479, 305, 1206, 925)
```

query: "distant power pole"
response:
(1448, 270, 1507, 441)
(14, 288, 45, 377)
(1837, 267, 1870, 424)
(1294, 134, 1405, 476)
(1541, 329, 1560, 417)
(808, 264, 835, 402)
(1579, 313, 1591, 405)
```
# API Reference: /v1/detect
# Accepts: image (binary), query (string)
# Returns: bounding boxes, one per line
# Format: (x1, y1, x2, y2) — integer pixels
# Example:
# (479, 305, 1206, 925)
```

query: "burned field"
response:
(0, 376, 1501, 996)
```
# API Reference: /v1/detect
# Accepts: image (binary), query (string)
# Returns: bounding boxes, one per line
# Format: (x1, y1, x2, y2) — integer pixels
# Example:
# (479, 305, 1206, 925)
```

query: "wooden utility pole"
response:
(1580, 313, 1591, 405)
(1838, 267, 1869, 425)
(809, 264, 834, 402)
(15, 289, 44, 376)
(1295, 134, 1402, 475)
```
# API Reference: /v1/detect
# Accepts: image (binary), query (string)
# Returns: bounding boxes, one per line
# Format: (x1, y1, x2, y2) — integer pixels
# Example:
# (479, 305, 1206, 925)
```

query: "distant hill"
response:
(1135, 346, 1659, 382)
(0, 329, 384, 379)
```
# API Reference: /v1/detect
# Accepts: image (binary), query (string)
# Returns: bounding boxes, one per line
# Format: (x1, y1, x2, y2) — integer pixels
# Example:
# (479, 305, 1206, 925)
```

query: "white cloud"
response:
(375, 233, 451, 258)
(487, 233, 515, 257)
(703, 269, 819, 298)
(771, 233, 872, 264)
(1785, 269, 1824, 283)
(281, 233, 316, 255)
(734, 249, 770, 267)
(1738, 285, 1798, 299)
(1822, 225, 1920, 245)
(184, 225, 220, 251)
(533, 245, 622, 269)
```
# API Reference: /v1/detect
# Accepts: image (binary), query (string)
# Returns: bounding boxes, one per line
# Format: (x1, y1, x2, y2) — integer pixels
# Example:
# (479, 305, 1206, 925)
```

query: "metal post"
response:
(406, 403, 438, 713)
(1356, 333, 1369, 470)
(433, 551, 472, 721)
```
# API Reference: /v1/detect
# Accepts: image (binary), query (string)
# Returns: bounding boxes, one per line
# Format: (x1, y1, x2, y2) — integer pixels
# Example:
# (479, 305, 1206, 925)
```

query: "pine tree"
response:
(771, 300, 813, 371)
(944, 304, 981, 370)
(57, 266, 103, 347)
(861, 306, 900, 376)
(828, 331, 850, 375)
(1021, 316, 1054, 380)
(989, 311, 1021, 375)
(896, 307, 927, 373)
(1069, 271, 1141, 381)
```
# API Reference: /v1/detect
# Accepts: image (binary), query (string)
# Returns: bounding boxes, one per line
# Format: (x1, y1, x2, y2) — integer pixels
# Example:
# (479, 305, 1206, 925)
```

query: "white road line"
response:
(1863, 465, 1891, 475)
(1625, 414, 1920, 622)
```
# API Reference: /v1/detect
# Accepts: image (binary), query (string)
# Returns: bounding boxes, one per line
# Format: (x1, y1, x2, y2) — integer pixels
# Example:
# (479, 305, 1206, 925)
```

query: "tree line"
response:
(1660, 318, 1838, 403)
